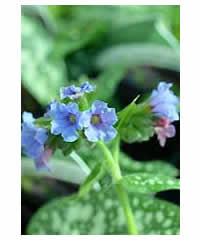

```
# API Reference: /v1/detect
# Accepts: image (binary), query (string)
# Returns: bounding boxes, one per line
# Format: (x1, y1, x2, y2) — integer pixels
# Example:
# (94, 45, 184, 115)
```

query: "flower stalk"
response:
(97, 141, 138, 235)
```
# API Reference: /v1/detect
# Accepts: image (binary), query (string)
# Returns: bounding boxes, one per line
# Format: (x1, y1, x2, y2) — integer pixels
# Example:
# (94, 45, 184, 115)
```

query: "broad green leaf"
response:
(21, 157, 87, 185)
(95, 44, 180, 72)
(118, 102, 154, 143)
(27, 187, 179, 235)
(118, 173, 180, 193)
(21, 15, 68, 105)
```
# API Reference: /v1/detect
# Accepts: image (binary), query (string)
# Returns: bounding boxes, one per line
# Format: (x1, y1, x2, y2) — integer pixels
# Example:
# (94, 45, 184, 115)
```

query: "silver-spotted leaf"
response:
(27, 187, 179, 235)
(118, 173, 180, 193)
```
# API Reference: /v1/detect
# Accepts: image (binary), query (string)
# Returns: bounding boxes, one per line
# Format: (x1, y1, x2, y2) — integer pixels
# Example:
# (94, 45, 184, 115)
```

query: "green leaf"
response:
(118, 173, 180, 193)
(21, 156, 87, 185)
(105, 18, 157, 46)
(27, 187, 179, 235)
(94, 66, 126, 102)
(95, 44, 180, 72)
(34, 117, 51, 129)
(21, 15, 68, 105)
(119, 152, 179, 177)
(79, 163, 105, 197)
(118, 102, 154, 143)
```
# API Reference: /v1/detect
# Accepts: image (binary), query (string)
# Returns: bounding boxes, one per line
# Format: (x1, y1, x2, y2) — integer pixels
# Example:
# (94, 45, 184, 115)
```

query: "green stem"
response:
(116, 183, 138, 235)
(97, 141, 138, 235)
(97, 141, 121, 181)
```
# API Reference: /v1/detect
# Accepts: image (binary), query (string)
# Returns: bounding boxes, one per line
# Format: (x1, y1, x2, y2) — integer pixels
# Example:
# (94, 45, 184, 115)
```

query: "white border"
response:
(7, 1, 200, 239)
(20, 0, 181, 6)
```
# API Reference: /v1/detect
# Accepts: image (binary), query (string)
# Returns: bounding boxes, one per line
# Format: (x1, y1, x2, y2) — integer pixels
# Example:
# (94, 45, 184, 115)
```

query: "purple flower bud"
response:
(154, 118, 176, 147)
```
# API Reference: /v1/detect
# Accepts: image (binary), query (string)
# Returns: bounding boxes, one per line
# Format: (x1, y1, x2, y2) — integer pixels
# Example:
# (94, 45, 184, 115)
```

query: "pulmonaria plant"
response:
(22, 81, 180, 235)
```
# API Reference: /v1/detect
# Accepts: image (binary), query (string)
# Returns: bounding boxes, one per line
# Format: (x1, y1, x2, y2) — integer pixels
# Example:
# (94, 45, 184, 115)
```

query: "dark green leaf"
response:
(105, 18, 157, 46)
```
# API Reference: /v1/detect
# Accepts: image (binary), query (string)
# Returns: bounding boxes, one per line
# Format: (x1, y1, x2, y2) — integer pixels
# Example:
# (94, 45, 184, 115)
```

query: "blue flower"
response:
(21, 112, 52, 170)
(60, 82, 96, 100)
(149, 82, 179, 122)
(44, 99, 56, 118)
(49, 102, 82, 142)
(80, 100, 118, 142)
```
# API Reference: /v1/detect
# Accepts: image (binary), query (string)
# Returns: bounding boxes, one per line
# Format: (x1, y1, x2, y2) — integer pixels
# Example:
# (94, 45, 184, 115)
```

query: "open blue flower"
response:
(80, 100, 118, 142)
(60, 82, 96, 100)
(149, 82, 179, 122)
(21, 112, 51, 170)
(49, 102, 82, 142)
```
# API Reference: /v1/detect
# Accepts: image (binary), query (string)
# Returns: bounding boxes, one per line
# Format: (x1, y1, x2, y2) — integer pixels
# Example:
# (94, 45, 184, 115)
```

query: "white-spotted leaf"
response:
(27, 187, 179, 235)
(118, 173, 180, 193)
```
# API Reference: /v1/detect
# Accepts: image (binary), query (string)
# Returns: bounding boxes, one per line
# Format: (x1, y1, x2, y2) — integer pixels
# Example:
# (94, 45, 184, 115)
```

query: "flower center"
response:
(69, 114, 76, 124)
(91, 114, 101, 125)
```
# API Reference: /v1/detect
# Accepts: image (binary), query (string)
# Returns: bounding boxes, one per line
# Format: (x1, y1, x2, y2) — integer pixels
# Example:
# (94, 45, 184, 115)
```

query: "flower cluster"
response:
(21, 112, 53, 170)
(149, 82, 179, 147)
(49, 100, 117, 143)
(21, 80, 180, 171)
(21, 82, 118, 170)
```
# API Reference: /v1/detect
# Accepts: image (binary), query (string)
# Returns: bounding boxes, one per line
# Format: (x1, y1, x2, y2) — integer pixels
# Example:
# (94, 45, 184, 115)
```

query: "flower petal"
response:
(61, 127, 79, 142)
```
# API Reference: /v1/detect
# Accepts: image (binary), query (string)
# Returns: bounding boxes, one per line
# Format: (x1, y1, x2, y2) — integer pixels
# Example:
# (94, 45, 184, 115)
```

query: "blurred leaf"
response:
(54, 21, 108, 57)
(27, 187, 179, 235)
(94, 66, 126, 102)
(104, 18, 157, 46)
(21, 156, 87, 185)
(96, 44, 180, 71)
(118, 173, 180, 193)
(21, 15, 68, 106)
